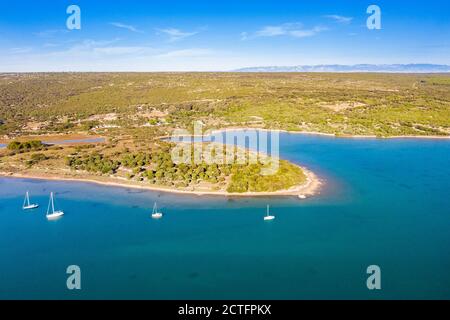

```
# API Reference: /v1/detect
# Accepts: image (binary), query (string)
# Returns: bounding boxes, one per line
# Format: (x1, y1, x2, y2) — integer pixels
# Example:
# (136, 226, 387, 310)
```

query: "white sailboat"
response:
(264, 205, 276, 221)
(151, 203, 163, 219)
(46, 192, 64, 220)
(23, 191, 39, 210)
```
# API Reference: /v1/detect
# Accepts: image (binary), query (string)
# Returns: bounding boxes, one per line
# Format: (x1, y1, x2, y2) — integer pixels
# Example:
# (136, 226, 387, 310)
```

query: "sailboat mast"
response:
(47, 192, 55, 215)
(47, 193, 51, 215)
(51, 193, 55, 213)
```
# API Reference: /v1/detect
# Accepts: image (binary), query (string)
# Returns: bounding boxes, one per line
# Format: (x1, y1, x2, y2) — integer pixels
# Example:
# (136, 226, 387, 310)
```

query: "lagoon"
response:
(0, 133, 449, 299)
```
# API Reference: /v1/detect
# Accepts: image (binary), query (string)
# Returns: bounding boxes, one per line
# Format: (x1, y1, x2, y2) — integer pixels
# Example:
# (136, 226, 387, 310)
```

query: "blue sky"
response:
(0, 0, 449, 71)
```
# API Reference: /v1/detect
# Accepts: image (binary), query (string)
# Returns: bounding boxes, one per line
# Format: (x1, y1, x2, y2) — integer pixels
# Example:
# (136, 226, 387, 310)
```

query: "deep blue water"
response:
(1, 133, 449, 300)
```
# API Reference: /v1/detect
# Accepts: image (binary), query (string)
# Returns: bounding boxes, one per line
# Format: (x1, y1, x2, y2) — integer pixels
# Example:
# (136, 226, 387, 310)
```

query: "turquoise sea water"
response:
(0, 133, 449, 300)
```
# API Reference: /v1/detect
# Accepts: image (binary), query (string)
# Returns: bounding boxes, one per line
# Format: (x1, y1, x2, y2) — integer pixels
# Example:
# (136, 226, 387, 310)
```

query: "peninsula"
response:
(1, 72, 449, 196)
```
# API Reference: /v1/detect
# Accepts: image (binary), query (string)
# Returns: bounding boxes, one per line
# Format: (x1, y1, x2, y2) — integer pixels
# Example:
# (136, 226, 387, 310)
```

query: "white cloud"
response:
(93, 46, 148, 55)
(324, 15, 353, 24)
(256, 26, 288, 37)
(290, 26, 328, 38)
(157, 28, 198, 42)
(0, 41, 222, 72)
(245, 23, 327, 40)
(27, 39, 147, 59)
(110, 22, 143, 33)
(43, 43, 60, 48)
(33, 29, 69, 38)
(9, 47, 33, 54)
(156, 48, 213, 58)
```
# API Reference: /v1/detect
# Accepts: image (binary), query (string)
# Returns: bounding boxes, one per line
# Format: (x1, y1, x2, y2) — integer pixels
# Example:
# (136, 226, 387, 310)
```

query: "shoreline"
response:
(2, 127, 447, 198)
(0, 167, 322, 199)
(0, 133, 105, 143)
(159, 127, 450, 141)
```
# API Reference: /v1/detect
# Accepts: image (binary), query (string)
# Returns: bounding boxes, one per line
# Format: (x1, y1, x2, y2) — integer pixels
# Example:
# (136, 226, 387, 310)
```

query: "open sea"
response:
(1, 133, 449, 299)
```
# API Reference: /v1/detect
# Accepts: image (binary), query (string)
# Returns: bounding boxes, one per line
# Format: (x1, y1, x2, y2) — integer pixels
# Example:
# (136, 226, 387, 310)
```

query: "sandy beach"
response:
(0, 167, 322, 199)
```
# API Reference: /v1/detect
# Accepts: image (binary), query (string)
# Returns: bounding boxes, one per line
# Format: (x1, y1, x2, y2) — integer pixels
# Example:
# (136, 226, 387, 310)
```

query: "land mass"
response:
(1, 72, 449, 138)
(234, 64, 450, 73)
(0, 72, 449, 196)
(0, 137, 320, 198)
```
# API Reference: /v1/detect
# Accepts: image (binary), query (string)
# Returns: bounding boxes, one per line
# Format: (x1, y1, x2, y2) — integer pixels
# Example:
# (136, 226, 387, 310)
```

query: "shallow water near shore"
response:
(1, 133, 450, 299)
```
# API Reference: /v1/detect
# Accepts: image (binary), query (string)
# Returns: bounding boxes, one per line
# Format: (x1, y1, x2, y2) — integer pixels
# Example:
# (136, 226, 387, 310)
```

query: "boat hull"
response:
(47, 211, 64, 220)
(23, 204, 39, 210)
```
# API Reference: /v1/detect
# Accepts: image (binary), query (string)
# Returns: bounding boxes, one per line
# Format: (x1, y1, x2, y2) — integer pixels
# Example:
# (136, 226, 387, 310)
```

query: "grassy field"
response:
(1, 72, 449, 137)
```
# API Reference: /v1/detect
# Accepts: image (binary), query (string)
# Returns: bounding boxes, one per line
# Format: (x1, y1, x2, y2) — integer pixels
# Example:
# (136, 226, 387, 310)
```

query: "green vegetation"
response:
(64, 143, 305, 193)
(26, 153, 49, 167)
(227, 160, 306, 193)
(1, 72, 448, 194)
(7, 140, 45, 151)
(0, 73, 449, 137)
(65, 153, 120, 175)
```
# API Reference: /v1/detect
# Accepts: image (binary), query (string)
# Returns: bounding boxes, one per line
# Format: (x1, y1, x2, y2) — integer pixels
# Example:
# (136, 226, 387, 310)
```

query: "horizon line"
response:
(2, 63, 450, 74)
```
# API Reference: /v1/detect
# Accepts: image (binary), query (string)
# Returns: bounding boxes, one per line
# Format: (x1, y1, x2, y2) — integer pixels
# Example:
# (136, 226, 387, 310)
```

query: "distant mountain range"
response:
(234, 64, 450, 73)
